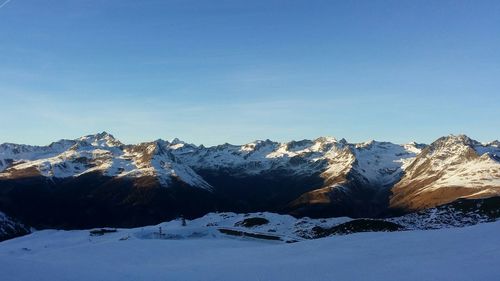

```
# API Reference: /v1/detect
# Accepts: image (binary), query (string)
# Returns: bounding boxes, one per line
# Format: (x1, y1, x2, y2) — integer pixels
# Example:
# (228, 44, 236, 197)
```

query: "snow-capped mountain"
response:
(287, 140, 426, 217)
(0, 132, 211, 191)
(390, 135, 500, 211)
(0, 132, 428, 188)
(0, 132, 498, 229)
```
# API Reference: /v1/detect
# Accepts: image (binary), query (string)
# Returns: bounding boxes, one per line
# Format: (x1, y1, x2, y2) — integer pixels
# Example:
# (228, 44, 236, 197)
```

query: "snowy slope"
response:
(0, 218, 499, 281)
(0, 140, 76, 172)
(389, 197, 500, 229)
(349, 140, 423, 187)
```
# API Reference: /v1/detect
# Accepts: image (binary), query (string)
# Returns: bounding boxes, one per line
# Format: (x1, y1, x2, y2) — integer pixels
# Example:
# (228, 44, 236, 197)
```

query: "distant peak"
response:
(356, 139, 376, 148)
(405, 141, 427, 149)
(82, 131, 114, 140)
(447, 134, 473, 141)
(153, 139, 169, 146)
(240, 139, 276, 152)
(78, 132, 122, 147)
(314, 136, 338, 143)
(427, 134, 481, 155)
(485, 140, 500, 147)
(97, 131, 111, 137)
(170, 138, 184, 145)
(242, 139, 272, 145)
(437, 134, 479, 146)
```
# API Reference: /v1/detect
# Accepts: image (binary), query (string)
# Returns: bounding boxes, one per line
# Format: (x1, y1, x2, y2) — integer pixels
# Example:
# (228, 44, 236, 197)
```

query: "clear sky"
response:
(1, 0, 499, 146)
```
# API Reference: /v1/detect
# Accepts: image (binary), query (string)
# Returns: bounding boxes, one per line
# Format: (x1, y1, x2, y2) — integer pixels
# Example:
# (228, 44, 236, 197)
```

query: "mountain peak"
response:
(170, 138, 184, 145)
(78, 132, 122, 147)
(430, 134, 480, 149)
(314, 136, 338, 144)
(97, 131, 112, 137)
(445, 134, 477, 144)
(484, 140, 500, 147)
(355, 139, 377, 149)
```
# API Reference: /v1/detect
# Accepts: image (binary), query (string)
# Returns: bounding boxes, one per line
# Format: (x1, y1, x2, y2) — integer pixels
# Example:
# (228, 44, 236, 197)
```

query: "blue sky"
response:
(0, 0, 499, 146)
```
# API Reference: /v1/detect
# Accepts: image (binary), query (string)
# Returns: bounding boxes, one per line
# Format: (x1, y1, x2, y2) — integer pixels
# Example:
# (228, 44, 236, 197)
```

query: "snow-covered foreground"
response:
(0, 220, 499, 281)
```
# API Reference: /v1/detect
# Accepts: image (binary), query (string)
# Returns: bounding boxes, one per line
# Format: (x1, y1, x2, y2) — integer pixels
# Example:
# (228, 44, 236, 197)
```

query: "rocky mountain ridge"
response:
(0, 132, 498, 228)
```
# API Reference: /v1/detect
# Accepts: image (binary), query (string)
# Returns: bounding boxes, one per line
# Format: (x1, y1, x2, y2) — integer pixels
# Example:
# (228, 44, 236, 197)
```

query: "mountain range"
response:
(0, 132, 498, 229)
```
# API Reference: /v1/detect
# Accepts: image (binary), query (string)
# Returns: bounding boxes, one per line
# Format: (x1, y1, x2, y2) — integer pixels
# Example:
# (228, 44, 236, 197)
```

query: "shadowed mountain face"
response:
(0, 211, 30, 242)
(0, 133, 499, 229)
(0, 173, 216, 229)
